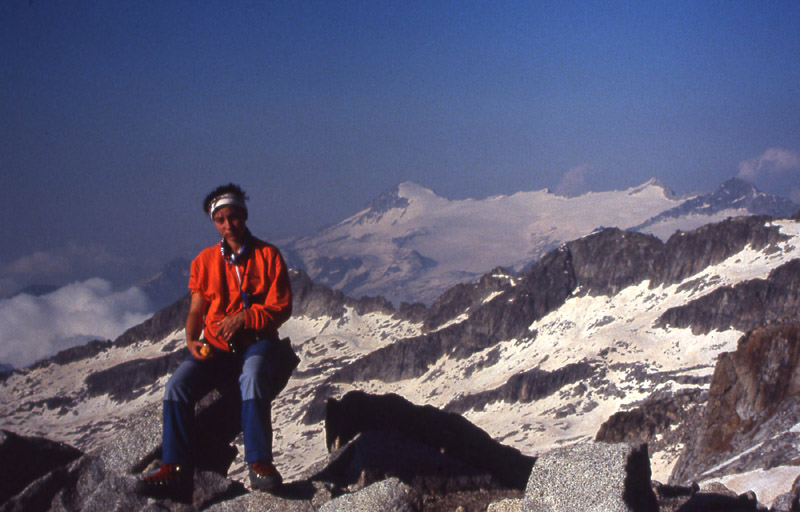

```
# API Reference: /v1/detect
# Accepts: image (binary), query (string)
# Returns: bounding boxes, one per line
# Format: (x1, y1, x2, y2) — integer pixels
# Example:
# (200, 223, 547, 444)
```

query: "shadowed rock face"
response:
(671, 323, 800, 483)
(114, 294, 192, 348)
(701, 324, 800, 452)
(445, 362, 595, 414)
(84, 349, 188, 401)
(422, 267, 515, 331)
(290, 268, 351, 319)
(321, 391, 536, 490)
(656, 259, 800, 335)
(595, 389, 706, 445)
(0, 430, 82, 505)
(30, 340, 114, 370)
(653, 215, 786, 286)
(565, 229, 662, 296)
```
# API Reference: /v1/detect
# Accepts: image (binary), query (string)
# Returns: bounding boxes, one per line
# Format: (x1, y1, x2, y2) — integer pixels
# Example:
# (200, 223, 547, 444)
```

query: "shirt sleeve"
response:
(243, 247, 293, 332)
(189, 253, 210, 301)
(188, 254, 203, 295)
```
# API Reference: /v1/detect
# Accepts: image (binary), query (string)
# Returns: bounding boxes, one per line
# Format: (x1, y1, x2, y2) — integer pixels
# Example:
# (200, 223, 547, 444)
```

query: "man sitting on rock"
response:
(136, 183, 293, 498)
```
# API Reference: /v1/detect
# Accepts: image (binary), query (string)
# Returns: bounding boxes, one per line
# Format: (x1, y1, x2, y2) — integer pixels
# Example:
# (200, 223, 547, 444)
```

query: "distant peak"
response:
(366, 185, 410, 214)
(628, 178, 676, 199)
(720, 177, 758, 192)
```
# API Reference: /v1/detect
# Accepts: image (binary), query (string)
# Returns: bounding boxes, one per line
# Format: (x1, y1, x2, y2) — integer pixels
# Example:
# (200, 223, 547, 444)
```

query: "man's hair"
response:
(203, 183, 249, 215)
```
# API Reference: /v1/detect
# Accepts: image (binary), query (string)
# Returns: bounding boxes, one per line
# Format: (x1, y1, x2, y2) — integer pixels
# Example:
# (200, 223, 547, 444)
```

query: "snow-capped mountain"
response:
(282, 178, 798, 305)
(635, 177, 800, 239)
(281, 179, 683, 305)
(3, 212, 800, 509)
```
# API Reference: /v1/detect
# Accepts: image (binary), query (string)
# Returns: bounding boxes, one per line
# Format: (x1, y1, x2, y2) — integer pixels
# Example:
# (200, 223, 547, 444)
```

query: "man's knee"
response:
(164, 373, 196, 403)
(239, 355, 274, 401)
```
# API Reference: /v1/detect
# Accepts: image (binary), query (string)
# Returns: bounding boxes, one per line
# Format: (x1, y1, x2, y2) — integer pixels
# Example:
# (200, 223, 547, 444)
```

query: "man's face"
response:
(212, 205, 247, 246)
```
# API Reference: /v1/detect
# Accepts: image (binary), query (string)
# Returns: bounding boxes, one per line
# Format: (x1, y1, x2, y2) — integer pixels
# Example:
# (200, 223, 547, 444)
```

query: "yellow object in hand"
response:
(199, 342, 210, 357)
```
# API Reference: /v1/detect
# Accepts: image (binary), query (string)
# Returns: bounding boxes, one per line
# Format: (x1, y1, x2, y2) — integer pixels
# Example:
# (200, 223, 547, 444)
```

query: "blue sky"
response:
(2, 0, 800, 296)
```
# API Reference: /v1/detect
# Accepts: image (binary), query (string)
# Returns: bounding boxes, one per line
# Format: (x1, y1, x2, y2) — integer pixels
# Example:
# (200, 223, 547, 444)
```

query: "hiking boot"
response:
(134, 463, 192, 500)
(249, 461, 283, 492)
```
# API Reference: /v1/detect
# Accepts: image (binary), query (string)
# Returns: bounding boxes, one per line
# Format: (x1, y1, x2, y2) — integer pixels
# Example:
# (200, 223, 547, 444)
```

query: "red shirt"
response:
(189, 237, 292, 351)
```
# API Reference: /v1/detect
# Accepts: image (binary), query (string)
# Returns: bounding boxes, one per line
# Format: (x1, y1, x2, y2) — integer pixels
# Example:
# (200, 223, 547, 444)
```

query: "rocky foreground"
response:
(4, 323, 800, 511)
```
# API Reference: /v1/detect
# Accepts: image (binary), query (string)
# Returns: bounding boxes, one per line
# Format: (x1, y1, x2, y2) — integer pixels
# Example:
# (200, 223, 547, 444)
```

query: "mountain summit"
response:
(635, 178, 800, 238)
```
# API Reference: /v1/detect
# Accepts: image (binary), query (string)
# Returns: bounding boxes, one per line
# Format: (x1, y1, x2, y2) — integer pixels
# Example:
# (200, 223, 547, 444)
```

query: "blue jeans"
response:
(161, 338, 281, 465)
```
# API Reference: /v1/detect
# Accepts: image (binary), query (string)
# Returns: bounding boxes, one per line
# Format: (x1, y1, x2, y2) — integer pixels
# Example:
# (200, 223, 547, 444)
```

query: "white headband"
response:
(209, 194, 247, 218)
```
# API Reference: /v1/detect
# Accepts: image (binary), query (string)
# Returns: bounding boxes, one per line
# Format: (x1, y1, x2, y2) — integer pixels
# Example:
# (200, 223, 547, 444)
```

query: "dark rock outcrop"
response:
(291, 268, 423, 321)
(1, 453, 247, 512)
(653, 215, 786, 286)
(84, 349, 188, 401)
(671, 323, 800, 484)
(422, 267, 515, 331)
(565, 229, 662, 296)
(320, 391, 536, 490)
(657, 259, 800, 335)
(315, 429, 496, 495)
(596, 389, 706, 444)
(114, 293, 192, 348)
(290, 269, 352, 319)
(0, 430, 82, 506)
(30, 339, 113, 370)
(445, 362, 595, 414)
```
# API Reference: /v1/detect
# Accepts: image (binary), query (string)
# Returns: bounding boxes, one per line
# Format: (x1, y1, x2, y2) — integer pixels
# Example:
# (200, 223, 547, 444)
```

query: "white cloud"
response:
(1, 242, 128, 297)
(0, 278, 153, 369)
(555, 164, 592, 197)
(737, 148, 800, 181)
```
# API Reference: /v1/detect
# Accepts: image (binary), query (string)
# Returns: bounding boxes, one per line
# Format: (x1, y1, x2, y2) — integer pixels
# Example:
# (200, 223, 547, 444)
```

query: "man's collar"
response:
(220, 230, 253, 263)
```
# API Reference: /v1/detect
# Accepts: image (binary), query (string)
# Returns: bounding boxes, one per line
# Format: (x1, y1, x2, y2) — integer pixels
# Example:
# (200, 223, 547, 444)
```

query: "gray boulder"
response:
(318, 477, 421, 512)
(522, 442, 657, 512)
(488, 497, 523, 511)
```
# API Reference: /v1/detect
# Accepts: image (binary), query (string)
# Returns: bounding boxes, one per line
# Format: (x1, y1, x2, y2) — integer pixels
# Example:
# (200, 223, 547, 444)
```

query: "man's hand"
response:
(187, 339, 211, 360)
(215, 311, 245, 343)
(186, 293, 210, 359)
